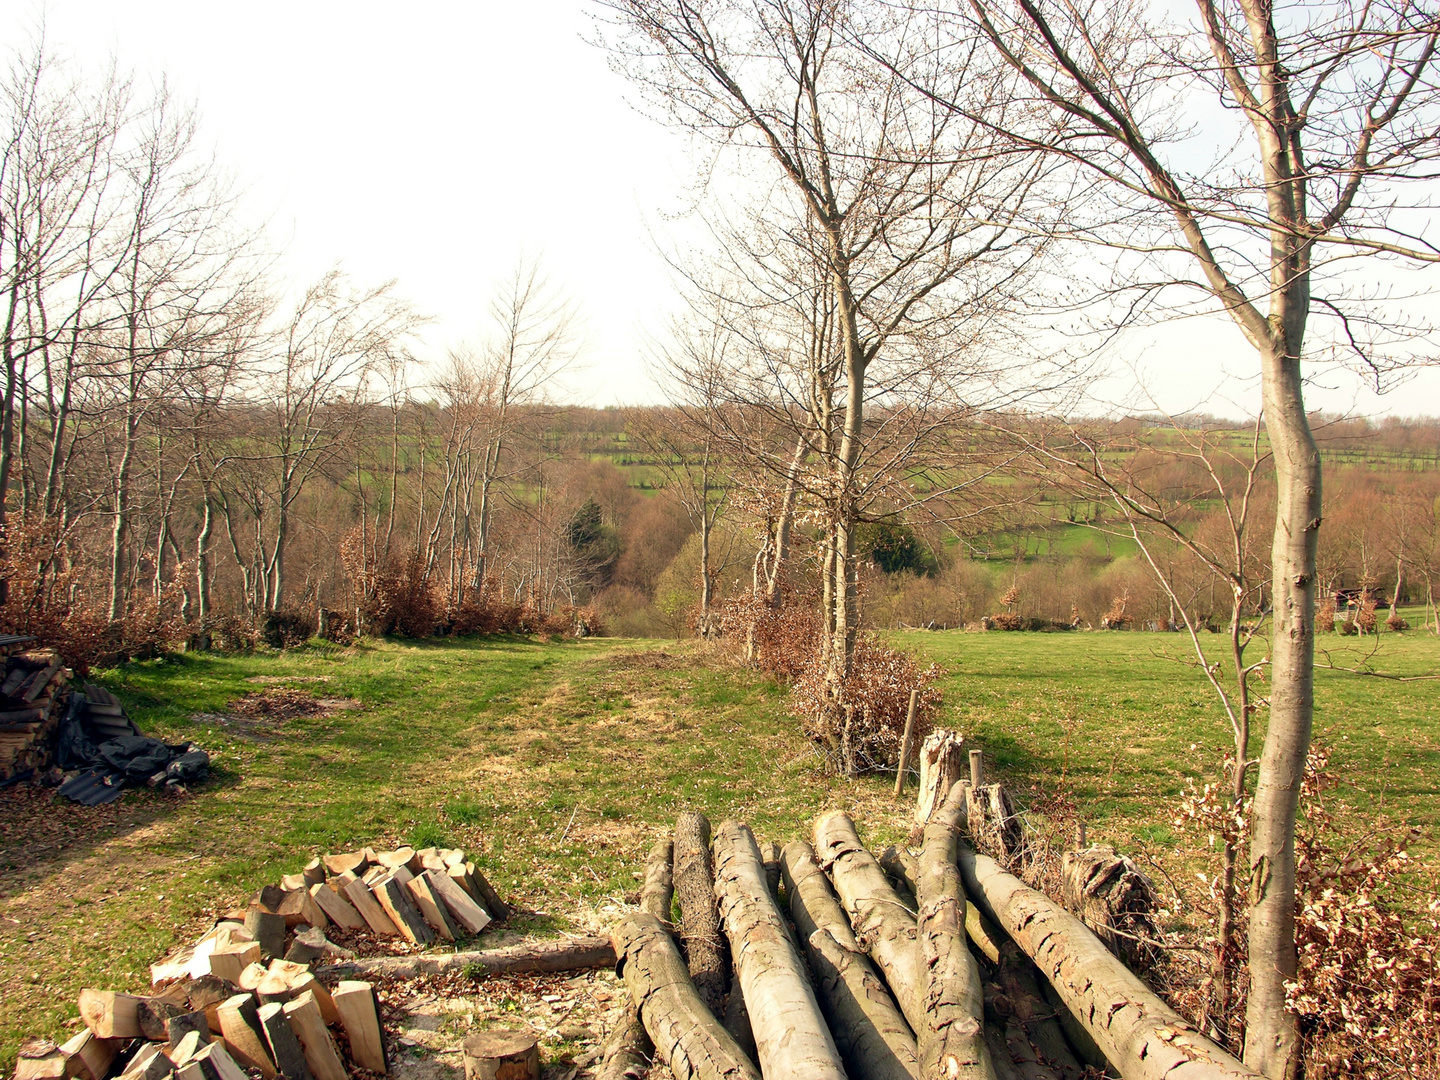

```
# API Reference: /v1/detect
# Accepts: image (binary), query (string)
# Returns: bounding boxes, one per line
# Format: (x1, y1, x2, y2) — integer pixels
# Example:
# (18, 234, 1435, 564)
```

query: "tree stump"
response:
(1060, 845, 1159, 970)
(914, 729, 965, 832)
(462, 1032, 539, 1080)
(966, 782, 1024, 860)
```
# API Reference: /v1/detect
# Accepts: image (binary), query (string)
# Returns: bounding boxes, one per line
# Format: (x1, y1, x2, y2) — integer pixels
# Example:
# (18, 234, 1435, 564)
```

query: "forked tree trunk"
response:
(674, 812, 728, 1016)
(918, 784, 996, 1080)
(781, 841, 921, 1080)
(813, 812, 929, 1045)
(956, 840, 1260, 1080)
(599, 840, 675, 1080)
(611, 913, 760, 1080)
(712, 822, 847, 1080)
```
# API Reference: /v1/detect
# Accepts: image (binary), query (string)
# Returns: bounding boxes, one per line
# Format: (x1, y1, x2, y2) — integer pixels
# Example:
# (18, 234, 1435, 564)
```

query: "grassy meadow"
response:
(0, 626, 1435, 1066)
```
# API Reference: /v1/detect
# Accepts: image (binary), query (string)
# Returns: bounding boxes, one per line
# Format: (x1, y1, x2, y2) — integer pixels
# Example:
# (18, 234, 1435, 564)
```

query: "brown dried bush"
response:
(788, 632, 943, 773)
(1317, 597, 1337, 632)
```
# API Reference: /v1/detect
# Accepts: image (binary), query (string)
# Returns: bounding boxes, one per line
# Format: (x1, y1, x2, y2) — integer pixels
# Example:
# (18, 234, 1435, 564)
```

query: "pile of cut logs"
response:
(14, 843, 511, 1080)
(599, 731, 1259, 1080)
(0, 640, 70, 781)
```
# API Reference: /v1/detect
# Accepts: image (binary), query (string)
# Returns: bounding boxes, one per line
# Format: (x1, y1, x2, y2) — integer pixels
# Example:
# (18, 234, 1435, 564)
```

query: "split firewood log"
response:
(78, 990, 143, 1039)
(611, 912, 760, 1080)
(342, 877, 401, 937)
(282, 992, 346, 1080)
(256, 1002, 310, 1080)
(713, 821, 846, 1080)
(119, 1043, 174, 1080)
(424, 870, 492, 935)
(332, 981, 387, 1074)
(918, 783, 998, 1080)
(405, 873, 460, 941)
(1060, 846, 1159, 970)
(957, 840, 1261, 1080)
(813, 812, 929, 1046)
(672, 811, 727, 1016)
(217, 994, 279, 1080)
(781, 840, 920, 1080)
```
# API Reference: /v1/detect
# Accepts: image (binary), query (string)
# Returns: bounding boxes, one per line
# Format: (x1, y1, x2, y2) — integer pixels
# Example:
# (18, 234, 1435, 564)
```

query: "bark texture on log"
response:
(612, 913, 760, 1080)
(783, 841, 920, 1080)
(813, 812, 928, 1042)
(958, 842, 1261, 1080)
(808, 927, 922, 1080)
(713, 821, 846, 1080)
(1060, 846, 1158, 970)
(918, 784, 997, 1080)
(598, 839, 675, 1080)
(674, 812, 728, 1016)
(317, 937, 614, 980)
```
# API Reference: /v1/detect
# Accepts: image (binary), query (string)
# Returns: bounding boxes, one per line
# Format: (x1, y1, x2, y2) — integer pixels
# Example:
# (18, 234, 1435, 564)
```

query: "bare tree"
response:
(599, 0, 1065, 767)
(893, 0, 1440, 1068)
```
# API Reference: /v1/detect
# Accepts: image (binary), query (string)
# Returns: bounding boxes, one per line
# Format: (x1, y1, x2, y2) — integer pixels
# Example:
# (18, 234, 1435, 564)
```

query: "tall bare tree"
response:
(894, 0, 1440, 1068)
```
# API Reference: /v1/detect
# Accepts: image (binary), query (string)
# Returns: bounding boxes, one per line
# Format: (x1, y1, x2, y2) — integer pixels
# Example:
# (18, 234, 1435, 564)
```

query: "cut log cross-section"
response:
(78, 990, 143, 1039)
(672, 811, 727, 1017)
(957, 841, 1262, 1080)
(462, 1032, 539, 1080)
(780, 841, 920, 1080)
(611, 912, 760, 1080)
(918, 783, 998, 1080)
(712, 821, 846, 1080)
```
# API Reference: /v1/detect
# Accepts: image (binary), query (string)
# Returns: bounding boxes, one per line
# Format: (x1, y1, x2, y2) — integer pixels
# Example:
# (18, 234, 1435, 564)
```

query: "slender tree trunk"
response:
(1244, 347, 1320, 1079)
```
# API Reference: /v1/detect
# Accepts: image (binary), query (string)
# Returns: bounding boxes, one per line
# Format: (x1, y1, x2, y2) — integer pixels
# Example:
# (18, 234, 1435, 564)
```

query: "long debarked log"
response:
(781, 841, 920, 1080)
(918, 784, 997, 1080)
(814, 811, 930, 1046)
(612, 913, 760, 1080)
(317, 936, 614, 980)
(957, 842, 1262, 1080)
(674, 811, 728, 1016)
(599, 839, 676, 1080)
(713, 822, 847, 1080)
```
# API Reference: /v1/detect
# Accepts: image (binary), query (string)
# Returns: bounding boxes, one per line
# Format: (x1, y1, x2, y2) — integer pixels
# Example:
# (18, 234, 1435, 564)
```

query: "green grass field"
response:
(0, 626, 1434, 1067)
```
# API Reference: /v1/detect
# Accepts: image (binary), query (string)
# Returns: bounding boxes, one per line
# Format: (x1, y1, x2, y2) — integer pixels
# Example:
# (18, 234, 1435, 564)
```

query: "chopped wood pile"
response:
(14, 843, 511, 1080)
(0, 639, 73, 782)
(600, 733, 1264, 1080)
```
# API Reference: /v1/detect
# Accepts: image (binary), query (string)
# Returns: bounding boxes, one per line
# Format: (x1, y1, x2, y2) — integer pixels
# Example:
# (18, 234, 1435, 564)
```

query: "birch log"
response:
(712, 821, 846, 1080)
(781, 841, 920, 1080)
(918, 784, 997, 1080)
(957, 842, 1262, 1080)
(612, 913, 760, 1080)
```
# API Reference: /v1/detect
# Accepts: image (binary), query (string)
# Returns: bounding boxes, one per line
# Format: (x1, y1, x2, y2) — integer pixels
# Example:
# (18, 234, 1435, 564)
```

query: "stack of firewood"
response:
(0, 643, 71, 782)
(600, 753, 1262, 1080)
(14, 843, 511, 1080)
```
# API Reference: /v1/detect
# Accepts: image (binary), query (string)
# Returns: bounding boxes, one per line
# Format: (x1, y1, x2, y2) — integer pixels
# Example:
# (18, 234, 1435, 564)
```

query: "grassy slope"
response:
(0, 627, 1434, 1064)
(0, 636, 904, 1066)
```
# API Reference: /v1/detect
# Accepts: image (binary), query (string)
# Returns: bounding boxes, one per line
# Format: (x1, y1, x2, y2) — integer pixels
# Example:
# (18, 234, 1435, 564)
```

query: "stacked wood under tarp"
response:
(14, 843, 513, 1080)
(604, 734, 1266, 1080)
(0, 640, 73, 783)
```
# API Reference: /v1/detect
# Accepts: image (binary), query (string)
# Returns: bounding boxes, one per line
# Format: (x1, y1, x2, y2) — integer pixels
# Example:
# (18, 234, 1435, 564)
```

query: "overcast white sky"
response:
(4, 0, 1437, 418)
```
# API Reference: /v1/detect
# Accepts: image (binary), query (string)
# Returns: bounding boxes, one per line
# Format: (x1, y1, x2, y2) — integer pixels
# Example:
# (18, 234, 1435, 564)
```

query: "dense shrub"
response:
(788, 632, 944, 773)
(261, 608, 315, 649)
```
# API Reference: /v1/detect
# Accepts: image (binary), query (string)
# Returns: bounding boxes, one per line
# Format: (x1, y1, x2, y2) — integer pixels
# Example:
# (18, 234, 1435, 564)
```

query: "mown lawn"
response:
(0, 625, 1434, 1066)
